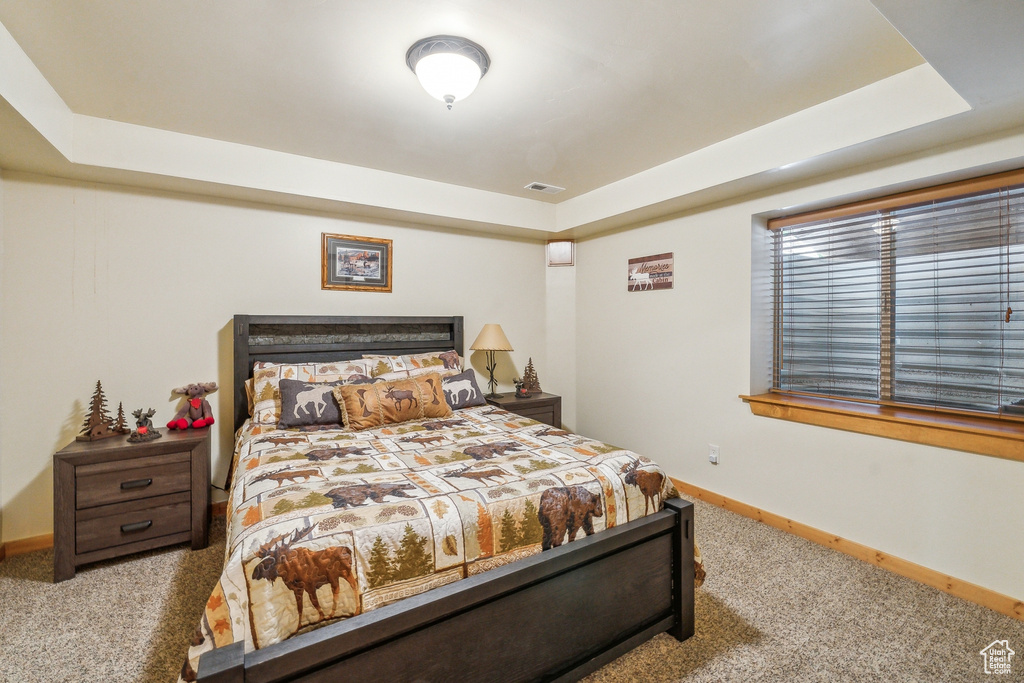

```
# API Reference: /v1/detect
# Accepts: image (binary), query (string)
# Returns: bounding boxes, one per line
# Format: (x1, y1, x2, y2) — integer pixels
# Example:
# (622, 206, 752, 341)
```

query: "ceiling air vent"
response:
(525, 181, 565, 195)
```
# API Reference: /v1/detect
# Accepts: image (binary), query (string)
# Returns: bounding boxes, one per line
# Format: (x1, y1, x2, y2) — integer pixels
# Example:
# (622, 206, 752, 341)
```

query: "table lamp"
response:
(470, 324, 513, 398)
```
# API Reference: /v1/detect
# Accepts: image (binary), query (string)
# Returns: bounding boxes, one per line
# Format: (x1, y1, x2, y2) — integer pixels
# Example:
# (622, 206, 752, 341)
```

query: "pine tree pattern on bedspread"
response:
(180, 404, 700, 681)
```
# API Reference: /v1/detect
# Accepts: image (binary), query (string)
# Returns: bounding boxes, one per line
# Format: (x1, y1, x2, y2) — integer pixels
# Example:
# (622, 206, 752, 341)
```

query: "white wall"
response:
(545, 263, 577, 430)
(0, 171, 4, 545)
(0, 172, 550, 542)
(575, 129, 1024, 601)
(4, 127, 1022, 605)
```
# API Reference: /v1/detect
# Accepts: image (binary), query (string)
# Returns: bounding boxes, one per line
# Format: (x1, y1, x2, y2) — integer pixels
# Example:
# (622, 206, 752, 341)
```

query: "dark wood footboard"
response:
(198, 497, 694, 683)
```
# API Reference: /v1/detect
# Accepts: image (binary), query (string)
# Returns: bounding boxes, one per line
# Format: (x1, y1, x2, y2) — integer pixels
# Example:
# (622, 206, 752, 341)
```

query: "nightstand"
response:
(53, 428, 211, 582)
(485, 392, 562, 428)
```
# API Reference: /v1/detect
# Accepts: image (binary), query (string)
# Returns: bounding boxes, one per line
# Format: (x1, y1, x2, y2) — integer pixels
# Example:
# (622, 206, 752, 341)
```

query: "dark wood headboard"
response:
(233, 314, 464, 431)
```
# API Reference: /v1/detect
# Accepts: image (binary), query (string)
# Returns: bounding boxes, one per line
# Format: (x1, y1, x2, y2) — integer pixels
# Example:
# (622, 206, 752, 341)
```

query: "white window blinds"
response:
(771, 175, 1024, 416)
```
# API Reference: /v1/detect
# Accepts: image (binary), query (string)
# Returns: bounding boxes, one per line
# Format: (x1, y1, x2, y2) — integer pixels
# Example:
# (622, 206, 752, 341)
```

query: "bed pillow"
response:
(277, 379, 346, 428)
(363, 350, 462, 379)
(332, 372, 452, 431)
(441, 370, 486, 410)
(251, 359, 375, 424)
(370, 366, 460, 383)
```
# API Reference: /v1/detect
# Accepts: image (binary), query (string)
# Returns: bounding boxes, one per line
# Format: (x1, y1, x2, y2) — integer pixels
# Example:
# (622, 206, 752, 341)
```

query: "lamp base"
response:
(483, 350, 502, 401)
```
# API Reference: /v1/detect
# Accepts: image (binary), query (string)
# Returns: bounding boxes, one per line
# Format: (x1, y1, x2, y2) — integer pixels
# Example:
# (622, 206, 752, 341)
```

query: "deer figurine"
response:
(127, 407, 162, 443)
(620, 460, 665, 515)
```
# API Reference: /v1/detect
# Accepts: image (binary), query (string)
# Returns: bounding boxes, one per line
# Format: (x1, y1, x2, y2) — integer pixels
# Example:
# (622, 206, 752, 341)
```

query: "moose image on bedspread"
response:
(180, 403, 698, 681)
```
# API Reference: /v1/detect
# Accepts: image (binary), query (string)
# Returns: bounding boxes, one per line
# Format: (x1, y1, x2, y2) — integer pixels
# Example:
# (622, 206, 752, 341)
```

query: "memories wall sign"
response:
(627, 252, 673, 291)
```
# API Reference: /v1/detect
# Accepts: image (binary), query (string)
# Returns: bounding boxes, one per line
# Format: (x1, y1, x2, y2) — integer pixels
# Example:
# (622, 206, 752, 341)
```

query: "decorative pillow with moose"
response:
(441, 370, 486, 410)
(277, 379, 346, 428)
(332, 372, 452, 431)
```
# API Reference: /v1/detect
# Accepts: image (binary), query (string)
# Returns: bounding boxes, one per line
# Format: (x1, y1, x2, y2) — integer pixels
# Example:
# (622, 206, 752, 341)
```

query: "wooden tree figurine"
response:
(113, 402, 130, 435)
(77, 380, 120, 442)
(522, 358, 542, 394)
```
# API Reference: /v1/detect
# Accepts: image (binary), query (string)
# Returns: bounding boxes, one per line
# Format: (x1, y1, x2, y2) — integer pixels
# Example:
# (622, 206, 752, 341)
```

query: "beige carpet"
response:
(1, 499, 1021, 682)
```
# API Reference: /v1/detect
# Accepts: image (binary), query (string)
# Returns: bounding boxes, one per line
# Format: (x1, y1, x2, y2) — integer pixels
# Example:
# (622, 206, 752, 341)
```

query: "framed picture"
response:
(321, 233, 393, 292)
(627, 252, 673, 291)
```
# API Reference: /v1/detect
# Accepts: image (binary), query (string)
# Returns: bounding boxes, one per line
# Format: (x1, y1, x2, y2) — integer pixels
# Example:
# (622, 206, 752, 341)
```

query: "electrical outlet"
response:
(708, 444, 720, 464)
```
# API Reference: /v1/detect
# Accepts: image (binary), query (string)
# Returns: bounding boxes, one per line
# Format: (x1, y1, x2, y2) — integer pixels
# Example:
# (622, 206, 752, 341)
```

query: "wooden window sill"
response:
(741, 393, 1024, 463)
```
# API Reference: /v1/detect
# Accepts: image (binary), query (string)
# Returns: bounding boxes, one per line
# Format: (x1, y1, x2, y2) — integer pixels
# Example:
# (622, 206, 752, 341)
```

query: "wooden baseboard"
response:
(1, 533, 54, 559)
(672, 478, 1024, 622)
(211, 500, 227, 517)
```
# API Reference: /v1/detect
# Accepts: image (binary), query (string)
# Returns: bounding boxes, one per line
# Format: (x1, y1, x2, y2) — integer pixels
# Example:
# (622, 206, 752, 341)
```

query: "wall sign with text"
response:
(627, 252, 673, 291)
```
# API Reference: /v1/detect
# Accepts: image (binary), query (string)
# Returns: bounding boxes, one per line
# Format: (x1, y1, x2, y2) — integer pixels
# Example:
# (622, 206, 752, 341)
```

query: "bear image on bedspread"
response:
(324, 482, 418, 509)
(538, 485, 604, 550)
(462, 440, 526, 460)
(305, 446, 373, 461)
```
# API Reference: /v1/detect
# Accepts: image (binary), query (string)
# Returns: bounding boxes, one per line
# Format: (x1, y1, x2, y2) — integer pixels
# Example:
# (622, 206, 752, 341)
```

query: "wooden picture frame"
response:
(321, 233, 393, 292)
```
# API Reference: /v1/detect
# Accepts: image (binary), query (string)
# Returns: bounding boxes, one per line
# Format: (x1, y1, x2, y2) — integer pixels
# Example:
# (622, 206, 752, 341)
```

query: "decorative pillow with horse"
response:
(332, 372, 452, 430)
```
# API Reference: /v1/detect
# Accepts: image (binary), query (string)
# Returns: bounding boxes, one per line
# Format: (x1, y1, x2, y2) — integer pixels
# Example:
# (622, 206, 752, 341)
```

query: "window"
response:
(745, 169, 1024, 461)
(772, 171, 1024, 414)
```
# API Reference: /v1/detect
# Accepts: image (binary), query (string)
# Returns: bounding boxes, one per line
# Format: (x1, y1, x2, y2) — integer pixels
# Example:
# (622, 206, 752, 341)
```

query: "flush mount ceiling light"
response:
(406, 35, 490, 110)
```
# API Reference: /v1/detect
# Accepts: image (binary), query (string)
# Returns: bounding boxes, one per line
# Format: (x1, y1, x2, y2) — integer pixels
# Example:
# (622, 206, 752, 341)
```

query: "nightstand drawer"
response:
(76, 452, 191, 509)
(514, 407, 555, 422)
(75, 492, 191, 554)
(485, 392, 562, 429)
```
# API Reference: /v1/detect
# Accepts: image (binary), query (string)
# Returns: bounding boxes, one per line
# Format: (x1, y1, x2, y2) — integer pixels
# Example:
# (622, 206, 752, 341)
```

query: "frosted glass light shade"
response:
(407, 35, 490, 110)
(415, 53, 482, 108)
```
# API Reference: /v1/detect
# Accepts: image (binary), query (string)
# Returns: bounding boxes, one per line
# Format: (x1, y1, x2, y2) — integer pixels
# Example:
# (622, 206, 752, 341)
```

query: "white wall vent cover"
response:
(525, 182, 566, 194)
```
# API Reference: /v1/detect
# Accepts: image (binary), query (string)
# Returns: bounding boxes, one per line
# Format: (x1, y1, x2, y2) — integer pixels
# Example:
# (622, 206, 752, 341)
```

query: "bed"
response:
(189, 314, 697, 682)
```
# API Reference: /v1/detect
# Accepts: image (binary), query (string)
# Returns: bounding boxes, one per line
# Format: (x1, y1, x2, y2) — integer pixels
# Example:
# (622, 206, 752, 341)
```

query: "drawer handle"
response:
(120, 520, 153, 534)
(120, 478, 153, 490)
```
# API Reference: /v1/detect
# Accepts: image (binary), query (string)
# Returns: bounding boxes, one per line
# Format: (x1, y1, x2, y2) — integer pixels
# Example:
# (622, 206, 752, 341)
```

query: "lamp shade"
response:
(470, 324, 513, 351)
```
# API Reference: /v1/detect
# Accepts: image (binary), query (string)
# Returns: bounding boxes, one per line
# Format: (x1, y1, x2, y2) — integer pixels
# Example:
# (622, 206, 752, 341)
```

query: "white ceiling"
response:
(0, 1, 1022, 236)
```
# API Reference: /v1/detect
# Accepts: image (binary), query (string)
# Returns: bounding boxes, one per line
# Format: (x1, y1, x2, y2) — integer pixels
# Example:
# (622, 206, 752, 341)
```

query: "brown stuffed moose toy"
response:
(167, 382, 217, 430)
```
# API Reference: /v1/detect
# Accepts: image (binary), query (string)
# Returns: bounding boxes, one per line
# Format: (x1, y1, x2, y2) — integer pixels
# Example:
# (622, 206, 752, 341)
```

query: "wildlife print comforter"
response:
(181, 404, 688, 680)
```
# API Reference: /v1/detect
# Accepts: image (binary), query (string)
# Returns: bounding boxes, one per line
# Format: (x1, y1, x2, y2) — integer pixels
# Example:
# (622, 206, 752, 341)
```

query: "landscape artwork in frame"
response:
(627, 252, 673, 291)
(322, 233, 393, 292)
